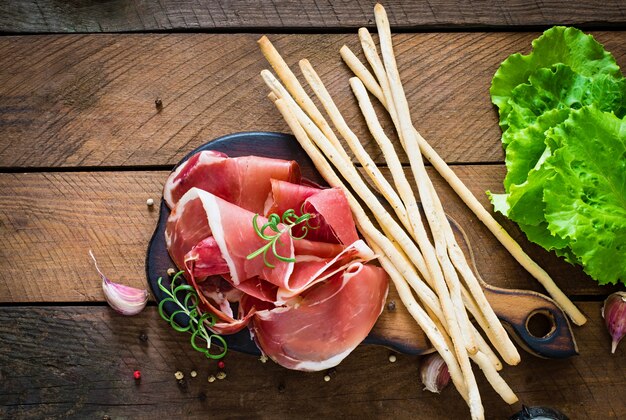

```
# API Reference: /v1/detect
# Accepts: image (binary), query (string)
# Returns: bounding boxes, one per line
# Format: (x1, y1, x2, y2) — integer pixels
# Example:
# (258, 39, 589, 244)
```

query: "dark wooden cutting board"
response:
(146, 132, 578, 359)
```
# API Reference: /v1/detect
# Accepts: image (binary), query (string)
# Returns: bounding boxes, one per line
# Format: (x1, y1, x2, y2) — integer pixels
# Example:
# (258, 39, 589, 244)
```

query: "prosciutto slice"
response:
(276, 239, 375, 304)
(162, 153, 389, 371)
(207, 239, 376, 305)
(165, 192, 212, 271)
(164, 151, 300, 213)
(185, 269, 254, 335)
(185, 188, 375, 300)
(264, 180, 359, 245)
(194, 188, 295, 288)
(184, 237, 229, 279)
(244, 263, 389, 371)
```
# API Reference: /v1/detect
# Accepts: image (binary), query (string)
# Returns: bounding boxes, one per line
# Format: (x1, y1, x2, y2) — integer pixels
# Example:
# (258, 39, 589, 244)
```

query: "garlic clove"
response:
(602, 291, 626, 354)
(419, 352, 450, 393)
(89, 250, 149, 316)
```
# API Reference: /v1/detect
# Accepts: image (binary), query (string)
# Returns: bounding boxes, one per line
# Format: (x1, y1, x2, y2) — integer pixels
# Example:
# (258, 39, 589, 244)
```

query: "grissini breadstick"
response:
(363, 24, 484, 357)
(359, 18, 479, 359)
(471, 351, 518, 404)
(470, 325, 503, 371)
(367, 238, 470, 403)
(299, 59, 412, 235)
(272, 95, 469, 400)
(342, 28, 586, 327)
(418, 127, 586, 326)
(264, 80, 446, 331)
(460, 284, 516, 366)
(339, 45, 385, 105)
(351, 76, 518, 364)
(374, 4, 483, 418)
(358, 27, 399, 130)
(428, 181, 521, 365)
(258, 36, 355, 171)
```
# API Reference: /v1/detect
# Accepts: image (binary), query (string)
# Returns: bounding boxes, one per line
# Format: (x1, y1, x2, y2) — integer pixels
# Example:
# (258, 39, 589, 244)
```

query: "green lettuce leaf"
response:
(505, 147, 552, 226)
(488, 192, 509, 215)
(490, 143, 570, 252)
(503, 64, 626, 132)
(543, 107, 626, 285)
(488, 191, 571, 254)
(503, 109, 570, 189)
(517, 222, 571, 254)
(490, 26, 621, 128)
(489, 26, 626, 285)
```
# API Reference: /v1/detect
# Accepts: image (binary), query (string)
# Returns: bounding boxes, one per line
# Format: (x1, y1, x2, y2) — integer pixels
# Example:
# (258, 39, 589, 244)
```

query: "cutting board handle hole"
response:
(525, 310, 556, 339)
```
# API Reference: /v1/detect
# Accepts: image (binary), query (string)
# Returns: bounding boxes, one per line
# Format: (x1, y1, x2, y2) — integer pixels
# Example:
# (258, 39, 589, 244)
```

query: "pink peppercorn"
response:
(133, 370, 141, 380)
(217, 361, 225, 369)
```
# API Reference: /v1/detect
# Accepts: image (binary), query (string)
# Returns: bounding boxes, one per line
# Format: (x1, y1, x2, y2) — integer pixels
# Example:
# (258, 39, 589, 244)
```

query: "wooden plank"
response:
(0, 303, 623, 419)
(1, 32, 625, 168)
(2, 0, 626, 33)
(0, 168, 614, 304)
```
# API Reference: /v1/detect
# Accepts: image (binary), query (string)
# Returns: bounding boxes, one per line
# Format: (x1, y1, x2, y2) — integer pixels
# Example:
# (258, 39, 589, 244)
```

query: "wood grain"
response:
(0, 303, 623, 419)
(1, 32, 625, 168)
(0, 168, 615, 304)
(0, 171, 163, 303)
(2, 0, 626, 33)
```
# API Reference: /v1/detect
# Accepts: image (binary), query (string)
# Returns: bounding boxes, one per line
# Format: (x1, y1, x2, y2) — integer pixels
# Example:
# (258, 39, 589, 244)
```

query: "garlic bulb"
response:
(602, 291, 626, 354)
(419, 353, 450, 393)
(89, 250, 149, 316)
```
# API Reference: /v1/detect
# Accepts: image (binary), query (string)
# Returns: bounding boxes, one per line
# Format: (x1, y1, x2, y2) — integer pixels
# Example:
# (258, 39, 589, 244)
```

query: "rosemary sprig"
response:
(246, 207, 318, 268)
(157, 272, 227, 360)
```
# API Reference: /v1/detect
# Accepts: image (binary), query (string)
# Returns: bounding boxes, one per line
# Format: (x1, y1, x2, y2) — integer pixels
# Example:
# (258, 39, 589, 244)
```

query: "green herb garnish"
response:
(246, 207, 317, 268)
(157, 272, 227, 359)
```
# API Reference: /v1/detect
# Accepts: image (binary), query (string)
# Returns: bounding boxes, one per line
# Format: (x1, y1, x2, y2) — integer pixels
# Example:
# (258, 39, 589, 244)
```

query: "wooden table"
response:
(1, 2, 625, 419)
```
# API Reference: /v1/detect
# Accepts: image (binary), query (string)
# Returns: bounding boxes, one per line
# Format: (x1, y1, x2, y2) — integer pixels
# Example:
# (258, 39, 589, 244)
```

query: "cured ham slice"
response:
(305, 188, 359, 245)
(264, 179, 319, 216)
(293, 239, 345, 259)
(265, 179, 359, 245)
(194, 276, 241, 319)
(211, 240, 375, 304)
(276, 239, 375, 303)
(164, 151, 231, 209)
(193, 188, 295, 288)
(186, 270, 254, 335)
(163, 150, 300, 213)
(203, 311, 255, 335)
(235, 156, 301, 213)
(245, 263, 389, 371)
(165, 191, 212, 271)
(162, 152, 390, 369)
(183, 237, 229, 279)
(228, 275, 278, 303)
